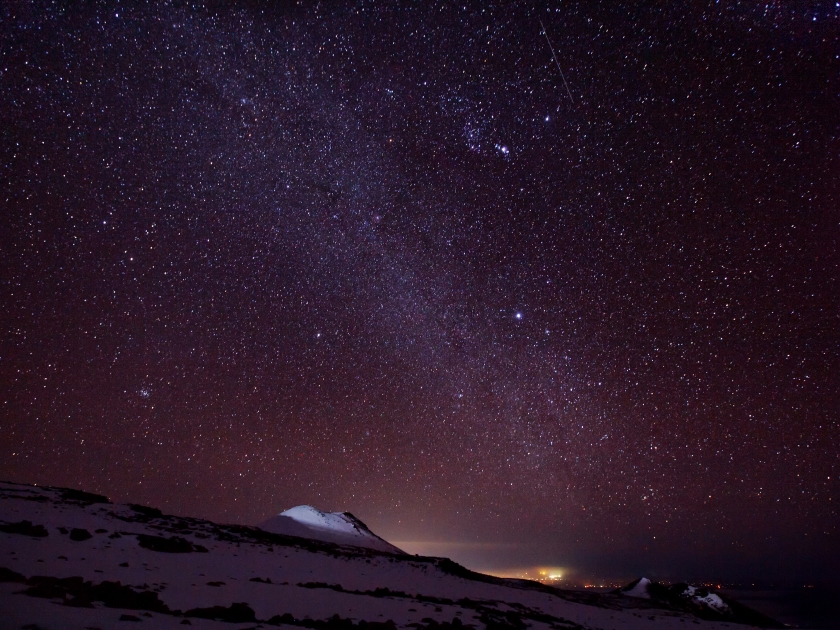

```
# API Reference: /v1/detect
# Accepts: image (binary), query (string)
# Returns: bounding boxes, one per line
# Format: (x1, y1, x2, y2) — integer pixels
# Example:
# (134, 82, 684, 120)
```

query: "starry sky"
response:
(1, 1, 838, 586)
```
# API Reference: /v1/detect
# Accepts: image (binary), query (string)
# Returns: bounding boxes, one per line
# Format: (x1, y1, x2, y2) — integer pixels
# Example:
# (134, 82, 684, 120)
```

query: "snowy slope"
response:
(0, 481, 780, 630)
(258, 505, 404, 554)
(620, 578, 653, 599)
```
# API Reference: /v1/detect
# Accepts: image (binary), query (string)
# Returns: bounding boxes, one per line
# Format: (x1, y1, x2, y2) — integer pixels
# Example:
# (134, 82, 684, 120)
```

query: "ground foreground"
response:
(0, 481, 779, 630)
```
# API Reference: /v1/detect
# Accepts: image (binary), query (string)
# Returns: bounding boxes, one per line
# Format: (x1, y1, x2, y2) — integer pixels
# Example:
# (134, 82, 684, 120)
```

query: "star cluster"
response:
(1, 1, 838, 583)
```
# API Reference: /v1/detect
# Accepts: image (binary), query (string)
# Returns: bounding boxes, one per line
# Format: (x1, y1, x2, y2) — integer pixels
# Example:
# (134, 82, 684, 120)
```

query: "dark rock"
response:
(206, 581, 225, 586)
(21, 575, 171, 613)
(136, 534, 207, 553)
(299, 581, 344, 591)
(58, 488, 110, 505)
(0, 520, 49, 537)
(70, 528, 93, 541)
(0, 567, 27, 582)
(184, 602, 256, 623)
(265, 613, 398, 629)
(119, 614, 142, 622)
(24, 580, 68, 600)
(129, 504, 163, 518)
(24, 575, 83, 599)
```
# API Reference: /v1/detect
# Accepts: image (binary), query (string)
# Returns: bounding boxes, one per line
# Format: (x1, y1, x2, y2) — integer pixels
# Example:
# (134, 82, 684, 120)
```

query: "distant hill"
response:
(615, 577, 784, 628)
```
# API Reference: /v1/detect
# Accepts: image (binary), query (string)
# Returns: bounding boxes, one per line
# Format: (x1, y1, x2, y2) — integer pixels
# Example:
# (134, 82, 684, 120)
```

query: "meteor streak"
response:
(540, 19, 574, 105)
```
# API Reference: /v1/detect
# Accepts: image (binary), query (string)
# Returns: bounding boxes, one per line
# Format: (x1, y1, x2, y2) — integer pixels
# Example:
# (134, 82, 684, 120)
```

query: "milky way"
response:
(1, 2, 838, 584)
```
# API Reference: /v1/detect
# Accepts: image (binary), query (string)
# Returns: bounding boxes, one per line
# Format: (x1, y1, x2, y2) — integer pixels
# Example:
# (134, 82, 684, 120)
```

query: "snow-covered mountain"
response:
(0, 480, 781, 629)
(258, 505, 404, 554)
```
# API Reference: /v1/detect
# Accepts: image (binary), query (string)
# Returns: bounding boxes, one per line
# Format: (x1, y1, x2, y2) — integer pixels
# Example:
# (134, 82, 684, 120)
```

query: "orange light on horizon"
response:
(485, 566, 566, 583)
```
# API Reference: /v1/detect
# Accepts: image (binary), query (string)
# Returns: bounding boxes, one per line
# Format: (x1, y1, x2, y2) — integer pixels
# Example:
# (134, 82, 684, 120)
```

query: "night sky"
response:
(1, 1, 838, 585)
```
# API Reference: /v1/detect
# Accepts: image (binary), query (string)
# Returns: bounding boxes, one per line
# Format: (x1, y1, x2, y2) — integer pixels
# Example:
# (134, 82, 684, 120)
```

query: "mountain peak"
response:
(259, 505, 403, 554)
